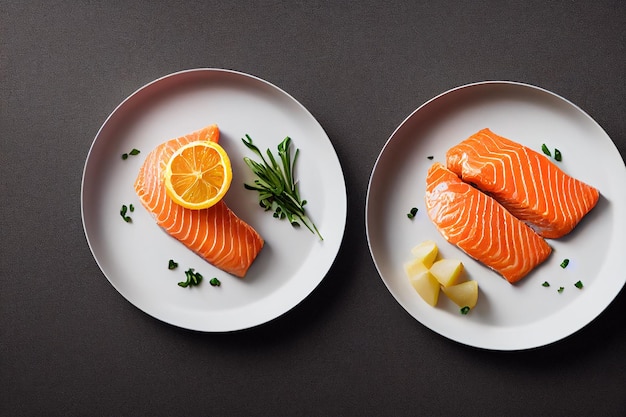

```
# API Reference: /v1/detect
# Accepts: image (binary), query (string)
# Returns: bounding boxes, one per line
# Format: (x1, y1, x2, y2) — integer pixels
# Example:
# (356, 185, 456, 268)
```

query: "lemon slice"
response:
(164, 141, 232, 210)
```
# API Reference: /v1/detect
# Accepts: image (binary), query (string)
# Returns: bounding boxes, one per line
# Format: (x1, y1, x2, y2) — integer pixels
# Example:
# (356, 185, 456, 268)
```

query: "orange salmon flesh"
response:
(446, 128, 599, 239)
(425, 162, 552, 283)
(134, 125, 264, 278)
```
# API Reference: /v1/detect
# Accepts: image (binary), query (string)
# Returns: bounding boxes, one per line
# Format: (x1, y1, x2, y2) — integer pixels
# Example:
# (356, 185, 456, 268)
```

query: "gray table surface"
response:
(2, 1, 625, 416)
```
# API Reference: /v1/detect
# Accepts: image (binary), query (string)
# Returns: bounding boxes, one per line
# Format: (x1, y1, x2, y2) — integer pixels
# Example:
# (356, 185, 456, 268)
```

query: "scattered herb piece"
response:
(427, 155, 434, 160)
(554, 148, 562, 161)
(460, 306, 470, 315)
(574, 280, 584, 289)
(558, 286, 564, 293)
(541, 144, 563, 161)
(407, 207, 418, 219)
(129, 204, 134, 212)
(168, 259, 178, 270)
(542, 281, 550, 287)
(242, 135, 322, 240)
(560, 259, 570, 268)
(178, 268, 203, 288)
(120, 204, 132, 222)
(209, 277, 221, 287)
(122, 148, 141, 160)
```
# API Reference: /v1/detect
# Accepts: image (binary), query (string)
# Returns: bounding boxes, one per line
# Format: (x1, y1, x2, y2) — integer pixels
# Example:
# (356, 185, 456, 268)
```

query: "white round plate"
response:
(366, 81, 626, 350)
(82, 69, 346, 332)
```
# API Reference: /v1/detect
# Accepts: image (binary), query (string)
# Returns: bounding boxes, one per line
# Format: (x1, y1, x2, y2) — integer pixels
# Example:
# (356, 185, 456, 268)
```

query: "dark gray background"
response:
(2, 1, 625, 416)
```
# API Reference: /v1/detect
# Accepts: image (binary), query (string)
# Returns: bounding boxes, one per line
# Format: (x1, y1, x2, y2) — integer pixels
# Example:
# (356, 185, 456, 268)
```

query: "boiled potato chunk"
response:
(441, 280, 478, 309)
(410, 240, 438, 268)
(404, 257, 429, 278)
(410, 271, 440, 307)
(430, 259, 464, 287)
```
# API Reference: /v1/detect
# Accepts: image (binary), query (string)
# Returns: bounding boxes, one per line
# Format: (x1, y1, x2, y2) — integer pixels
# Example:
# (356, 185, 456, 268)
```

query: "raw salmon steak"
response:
(446, 128, 599, 239)
(134, 125, 264, 278)
(425, 162, 551, 283)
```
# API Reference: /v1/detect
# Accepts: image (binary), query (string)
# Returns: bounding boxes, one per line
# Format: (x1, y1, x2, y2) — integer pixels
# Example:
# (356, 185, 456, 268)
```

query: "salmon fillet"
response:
(446, 128, 599, 239)
(425, 162, 551, 283)
(134, 125, 264, 278)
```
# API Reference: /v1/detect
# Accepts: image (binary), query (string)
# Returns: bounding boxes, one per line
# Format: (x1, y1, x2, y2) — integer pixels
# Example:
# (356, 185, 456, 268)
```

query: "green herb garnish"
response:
(560, 259, 569, 268)
(178, 268, 203, 288)
(168, 259, 178, 270)
(542, 281, 550, 287)
(120, 204, 132, 222)
(460, 306, 470, 315)
(242, 135, 322, 240)
(122, 148, 141, 160)
(129, 204, 134, 212)
(541, 144, 563, 161)
(558, 286, 564, 293)
(574, 280, 583, 289)
(427, 156, 434, 160)
(209, 277, 221, 287)
(407, 207, 418, 219)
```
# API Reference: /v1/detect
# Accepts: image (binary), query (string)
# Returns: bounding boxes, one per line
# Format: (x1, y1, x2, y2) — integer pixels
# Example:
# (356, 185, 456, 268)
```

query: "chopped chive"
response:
(574, 280, 583, 289)
(541, 144, 551, 157)
(209, 277, 221, 287)
(407, 207, 418, 219)
(560, 259, 570, 268)
(178, 268, 203, 288)
(129, 204, 134, 212)
(168, 259, 178, 270)
(460, 306, 470, 315)
(188, 270, 200, 285)
(558, 287, 564, 293)
(120, 204, 132, 222)
(122, 148, 140, 159)
(542, 281, 550, 287)
(554, 149, 562, 161)
(427, 156, 434, 160)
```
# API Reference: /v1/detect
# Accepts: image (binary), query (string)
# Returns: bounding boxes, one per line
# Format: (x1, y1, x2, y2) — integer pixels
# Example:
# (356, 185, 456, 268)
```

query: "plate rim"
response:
(365, 80, 626, 351)
(81, 68, 347, 332)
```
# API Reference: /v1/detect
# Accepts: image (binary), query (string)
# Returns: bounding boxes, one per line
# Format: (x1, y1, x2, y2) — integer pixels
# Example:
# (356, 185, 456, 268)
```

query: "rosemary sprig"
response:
(242, 135, 323, 240)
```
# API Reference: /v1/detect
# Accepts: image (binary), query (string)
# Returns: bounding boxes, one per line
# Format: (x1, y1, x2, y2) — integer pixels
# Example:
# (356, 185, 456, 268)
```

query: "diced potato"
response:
(410, 271, 440, 307)
(405, 240, 479, 312)
(441, 280, 478, 309)
(430, 259, 464, 287)
(404, 257, 429, 278)
(410, 240, 438, 268)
